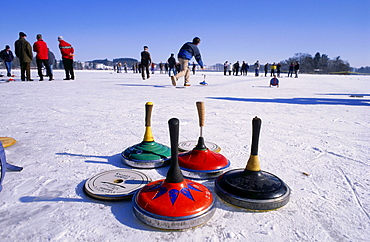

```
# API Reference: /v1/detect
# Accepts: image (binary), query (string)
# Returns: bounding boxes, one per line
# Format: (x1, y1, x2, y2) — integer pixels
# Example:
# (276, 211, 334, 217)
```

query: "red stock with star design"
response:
(135, 179, 213, 217)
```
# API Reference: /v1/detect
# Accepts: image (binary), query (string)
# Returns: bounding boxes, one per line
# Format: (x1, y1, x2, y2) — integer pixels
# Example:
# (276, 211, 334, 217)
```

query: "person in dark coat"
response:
(264, 63, 269, 77)
(241, 61, 246, 76)
(288, 62, 294, 77)
(234, 61, 240, 76)
(254, 60, 260, 76)
(0, 45, 14, 77)
(48, 49, 55, 77)
(294, 61, 300, 78)
(245, 62, 249, 76)
(140, 46, 152, 80)
(276, 63, 281, 77)
(159, 62, 164, 74)
(14, 32, 33, 81)
(223, 61, 228, 75)
(164, 62, 168, 74)
(167, 53, 177, 77)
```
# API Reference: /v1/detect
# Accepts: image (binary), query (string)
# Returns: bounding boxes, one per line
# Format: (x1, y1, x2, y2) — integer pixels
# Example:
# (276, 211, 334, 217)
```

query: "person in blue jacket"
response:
(170, 37, 204, 86)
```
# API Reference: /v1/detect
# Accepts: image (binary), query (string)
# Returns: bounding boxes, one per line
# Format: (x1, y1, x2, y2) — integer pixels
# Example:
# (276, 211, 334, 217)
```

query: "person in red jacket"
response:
(33, 34, 53, 81)
(58, 36, 74, 80)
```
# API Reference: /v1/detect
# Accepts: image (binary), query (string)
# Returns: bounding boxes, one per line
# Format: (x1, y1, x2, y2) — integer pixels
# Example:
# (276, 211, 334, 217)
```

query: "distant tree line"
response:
(354, 66, 370, 74)
(280, 52, 351, 74)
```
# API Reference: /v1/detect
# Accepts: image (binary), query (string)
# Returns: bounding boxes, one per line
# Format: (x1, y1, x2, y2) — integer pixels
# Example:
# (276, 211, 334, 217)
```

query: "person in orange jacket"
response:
(58, 36, 74, 80)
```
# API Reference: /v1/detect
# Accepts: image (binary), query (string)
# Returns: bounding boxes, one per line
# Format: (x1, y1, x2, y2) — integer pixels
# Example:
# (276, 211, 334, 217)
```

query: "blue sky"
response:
(2, 0, 369, 67)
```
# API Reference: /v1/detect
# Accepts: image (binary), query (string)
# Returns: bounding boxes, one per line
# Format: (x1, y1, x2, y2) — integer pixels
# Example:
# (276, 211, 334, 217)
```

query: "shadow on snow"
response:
(19, 180, 155, 231)
(116, 83, 168, 88)
(207, 96, 370, 106)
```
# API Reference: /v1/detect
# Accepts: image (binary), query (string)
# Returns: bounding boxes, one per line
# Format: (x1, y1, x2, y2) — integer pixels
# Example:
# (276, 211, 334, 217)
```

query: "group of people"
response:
(138, 37, 204, 86)
(2, 33, 300, 86)
(288, 62, 300, 78)
(223, 61, 251, 76)
(0, 32, 75, 81)
(130, 59, 197, 78)
(114, 62, 127, 73)
(224, 60, 300, 78)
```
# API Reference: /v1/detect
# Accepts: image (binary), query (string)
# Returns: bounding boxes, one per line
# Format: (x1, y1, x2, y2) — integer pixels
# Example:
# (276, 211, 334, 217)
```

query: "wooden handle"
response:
(250, 116, 261, 156)
(196, 101, 205, 127)
(166, 118, 184, 183)
(145, 102, 153, 127)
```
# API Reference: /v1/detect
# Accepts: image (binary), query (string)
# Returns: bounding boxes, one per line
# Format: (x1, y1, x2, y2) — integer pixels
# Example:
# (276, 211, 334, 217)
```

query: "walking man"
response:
(167, 53, 177, 77)
(33, 34, 53, 81)
(14, 32, 33, 81)
(58, 36, 75, 80)
(140, 46, 152, 80)
(170, 37, 204, 86)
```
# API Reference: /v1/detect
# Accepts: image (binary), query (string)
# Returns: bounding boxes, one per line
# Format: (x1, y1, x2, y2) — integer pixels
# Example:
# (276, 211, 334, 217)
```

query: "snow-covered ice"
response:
(0, 70, 369, 241)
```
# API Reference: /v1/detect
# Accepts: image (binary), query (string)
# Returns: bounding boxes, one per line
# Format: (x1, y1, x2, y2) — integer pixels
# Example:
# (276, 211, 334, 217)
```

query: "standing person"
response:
(254, 60, 260, 76)
(0, 45, 14, 77)
(223, 61, 228, 75)
(159, 62, 164, 74)
(167, 53, 177, 77)
(151, 62, 155, 74)
(14, 32, 33, 81)
(124, 63, 127, 73)
(241, 61, 246, 76)
(192, 62, 196, 75)
(164, 62, 169, 74)
(276, 63, 281, 77)
(58, 36, 75, 80)
(140, 46, 151, 80)
(170, 37, 204, 87)
(270, 62, 276, 77)
(234, 61, 240, 76)
(48, 49, 55, 79)
(33, 34, 53, 81)
(294, 61, 300, 78)
(245, 62, 249, 76)
(264, 63, 269, 77)
(288, 62, 294, 77)
(228, 62, 232, 75)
